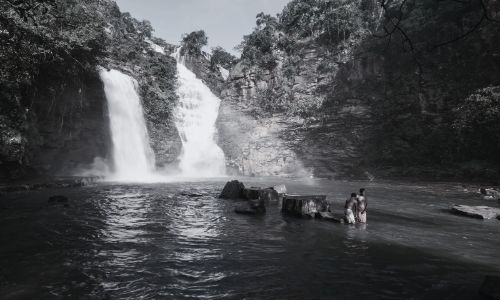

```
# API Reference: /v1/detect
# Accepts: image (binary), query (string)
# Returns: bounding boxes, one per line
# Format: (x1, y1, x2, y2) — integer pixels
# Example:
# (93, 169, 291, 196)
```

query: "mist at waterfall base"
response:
(95, 60, 226, 182)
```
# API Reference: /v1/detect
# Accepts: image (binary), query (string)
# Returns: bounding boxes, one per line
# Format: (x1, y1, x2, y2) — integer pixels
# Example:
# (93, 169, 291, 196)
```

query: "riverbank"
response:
(0, 176, 102, 194)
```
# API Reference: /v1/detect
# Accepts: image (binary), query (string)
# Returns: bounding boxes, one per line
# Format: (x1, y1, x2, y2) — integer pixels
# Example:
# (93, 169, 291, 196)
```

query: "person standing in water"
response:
(357, 188, 367, 223)
(344, 193, 358, 224)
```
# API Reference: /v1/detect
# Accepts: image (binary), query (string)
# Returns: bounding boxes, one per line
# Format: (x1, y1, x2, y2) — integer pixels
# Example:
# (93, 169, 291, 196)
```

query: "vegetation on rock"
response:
(180, 30, 208, 56)
(224, 0, 500, 179)
(0, 0, 180, 178)
(210, 46, 237, 70)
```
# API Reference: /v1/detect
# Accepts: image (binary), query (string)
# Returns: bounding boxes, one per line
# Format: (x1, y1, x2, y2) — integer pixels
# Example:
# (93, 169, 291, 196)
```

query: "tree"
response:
(210, 46, 237, 70)
(237, 13, 280, 70)
(180, 30, 208, 56)
(453, 86, 500, 162)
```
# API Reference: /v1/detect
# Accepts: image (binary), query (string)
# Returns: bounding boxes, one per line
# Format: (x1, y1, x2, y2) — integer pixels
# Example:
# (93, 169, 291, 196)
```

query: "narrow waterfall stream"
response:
(99, 68, 156, 181)
(173, 49, 226, 177)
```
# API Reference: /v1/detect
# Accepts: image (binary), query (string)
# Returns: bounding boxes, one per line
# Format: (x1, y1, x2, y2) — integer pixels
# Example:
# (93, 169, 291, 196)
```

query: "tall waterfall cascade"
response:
(99, 68, 156, 181)
(173, 49, 226, 177)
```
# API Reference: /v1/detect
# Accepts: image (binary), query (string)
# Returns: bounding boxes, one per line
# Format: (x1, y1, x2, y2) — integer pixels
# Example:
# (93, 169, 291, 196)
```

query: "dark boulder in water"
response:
(450, 205, 500, 220)
(480, 276, 500, 299)
(258, 188, 280, 203)
(48, 195, 69, 205)
(235, 198, 266, 215)
(282, 195, 329, 218)
(219, 180, 246, 199)
(243, 187, 261, 200)
(243, 187, 280, 203)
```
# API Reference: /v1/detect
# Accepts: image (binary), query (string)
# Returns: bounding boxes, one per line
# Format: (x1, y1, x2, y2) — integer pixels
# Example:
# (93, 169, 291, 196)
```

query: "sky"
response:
(114, 0, 291, 55)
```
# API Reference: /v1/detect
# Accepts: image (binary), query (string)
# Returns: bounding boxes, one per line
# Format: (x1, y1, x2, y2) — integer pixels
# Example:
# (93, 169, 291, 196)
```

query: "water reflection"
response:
(0, 179, 499, 299)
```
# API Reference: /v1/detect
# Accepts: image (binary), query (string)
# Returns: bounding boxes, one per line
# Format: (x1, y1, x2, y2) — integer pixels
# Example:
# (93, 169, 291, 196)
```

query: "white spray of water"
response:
(99, 68, 156, 181)
(173, 49, 226, 177)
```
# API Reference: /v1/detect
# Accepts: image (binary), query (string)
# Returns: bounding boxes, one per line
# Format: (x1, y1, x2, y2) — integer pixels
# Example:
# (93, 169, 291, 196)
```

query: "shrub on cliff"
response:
(280, 0, 372, 47)
(453, 86, 500, 163)
(180, 30, 208, 56)
(237, 13, 279, 70)
(210, 46, 237, 70)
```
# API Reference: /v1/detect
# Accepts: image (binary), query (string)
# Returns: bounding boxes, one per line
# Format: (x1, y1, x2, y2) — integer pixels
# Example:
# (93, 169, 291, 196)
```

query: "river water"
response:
(0, 178, 499, 299)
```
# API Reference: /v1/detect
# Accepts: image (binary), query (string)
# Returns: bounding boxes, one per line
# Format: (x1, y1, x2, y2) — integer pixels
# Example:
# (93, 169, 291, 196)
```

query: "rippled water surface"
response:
(1, 178, 499, 299)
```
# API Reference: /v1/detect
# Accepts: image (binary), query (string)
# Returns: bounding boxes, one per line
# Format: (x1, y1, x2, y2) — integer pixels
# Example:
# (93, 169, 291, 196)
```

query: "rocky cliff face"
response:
(219, 44, 373, 177)
(218, 0, 500, 180)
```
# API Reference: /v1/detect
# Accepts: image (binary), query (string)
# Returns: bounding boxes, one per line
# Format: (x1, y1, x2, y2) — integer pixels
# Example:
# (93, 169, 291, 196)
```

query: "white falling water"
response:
(99, 68, 156, 181)
(173, 49, 226, 177)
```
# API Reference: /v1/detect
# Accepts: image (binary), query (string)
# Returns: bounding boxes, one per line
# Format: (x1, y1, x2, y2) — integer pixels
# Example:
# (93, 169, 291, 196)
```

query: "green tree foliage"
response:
(453, 86, 500, 163)
(280, 0, 372, 47)
(180, 30, 208, 56)
(0, 0, 107, 83)
(210, 46, 237, 70)
(237, 13, 280, 70)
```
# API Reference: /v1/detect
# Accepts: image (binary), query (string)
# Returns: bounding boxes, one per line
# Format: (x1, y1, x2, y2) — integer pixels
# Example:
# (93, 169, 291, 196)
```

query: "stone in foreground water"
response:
(235, 200, 266, 215)
(480, 276, 500, 299)
(243, 187, 261, 200)
(258, 188, 280, 203)
(219, 180, 246, 199)
(282, 195, 329, 218)
(48, 195, 69, 204)
(451, 205, 500, 220)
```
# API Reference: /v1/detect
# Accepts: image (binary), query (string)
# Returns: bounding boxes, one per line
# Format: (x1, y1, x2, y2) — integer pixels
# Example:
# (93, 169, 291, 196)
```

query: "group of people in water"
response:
(344, 188, 367, 224)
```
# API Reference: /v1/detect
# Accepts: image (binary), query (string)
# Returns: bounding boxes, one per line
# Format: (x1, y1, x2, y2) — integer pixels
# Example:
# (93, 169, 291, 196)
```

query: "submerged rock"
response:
(282, 195, 329, 218)
(48, 195, 69, 204)
(243, 187, 261, 200)
(235, 199, 266, 215)
(479, 188, 500, 201)
(318, 212, 344, 223)
(480, 276, 500, 300)
(451, 205, 500, 220)
(243, 186, 281, 202)
(258, 188, 280, 203)
(219, 180, 245, 199)
(180, 192, 204, 197)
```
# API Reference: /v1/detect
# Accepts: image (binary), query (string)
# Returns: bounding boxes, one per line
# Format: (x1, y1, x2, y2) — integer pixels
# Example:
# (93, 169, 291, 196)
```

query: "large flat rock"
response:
(282, 195, 329, 218)
(451, 205, 500, 220)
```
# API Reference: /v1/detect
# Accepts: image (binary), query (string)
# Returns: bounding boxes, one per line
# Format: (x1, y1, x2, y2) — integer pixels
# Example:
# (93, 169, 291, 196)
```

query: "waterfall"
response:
(99, 68, 156, 181)
(173, 49, 226, 177)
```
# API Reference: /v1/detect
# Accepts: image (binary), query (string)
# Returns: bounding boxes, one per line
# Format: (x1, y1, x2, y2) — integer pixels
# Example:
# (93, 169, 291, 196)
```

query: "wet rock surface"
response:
(451, 205, 500, 220)
(281, 195, 329, 218)
(235, 199, 266, 215)
(258, 188, 280, 203)
(48, 195, 69, 204)
(219, 180, 246, 199)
